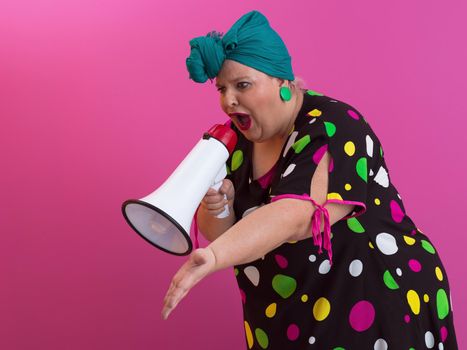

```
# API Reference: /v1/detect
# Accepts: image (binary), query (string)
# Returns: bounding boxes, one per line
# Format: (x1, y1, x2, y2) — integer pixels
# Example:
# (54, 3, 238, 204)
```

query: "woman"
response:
(162, 10, 458, 349)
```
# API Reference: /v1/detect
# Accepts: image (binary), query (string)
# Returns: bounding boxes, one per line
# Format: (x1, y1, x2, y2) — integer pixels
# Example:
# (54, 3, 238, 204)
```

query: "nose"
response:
(222, 89, 238, 109)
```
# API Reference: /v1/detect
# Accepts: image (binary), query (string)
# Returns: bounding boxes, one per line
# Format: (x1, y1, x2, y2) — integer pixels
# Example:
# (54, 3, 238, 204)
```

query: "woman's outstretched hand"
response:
(161, 247, 217, 320)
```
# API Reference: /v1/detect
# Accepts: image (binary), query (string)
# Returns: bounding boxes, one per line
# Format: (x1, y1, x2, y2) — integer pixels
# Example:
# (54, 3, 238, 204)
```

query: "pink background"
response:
(1, 1, 465, 349)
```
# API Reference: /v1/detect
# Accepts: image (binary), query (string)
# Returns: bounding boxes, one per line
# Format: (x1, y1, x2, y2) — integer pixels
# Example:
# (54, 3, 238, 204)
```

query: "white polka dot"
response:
(397, 193, 402, 200)
(244, 266, 260, 287)
(376, 232, 398, 255)
(308, 336, 316, 344)
(349, 259, 363, 277)
(283, 131, 298, 157)
(318, 259, 331, 274)
(374, 166, 389, 188)
(309, 118, 317, 124)
(396, 268, 402, 276)
(282, 164, 296, 177)
(425, 331, 435, 348)
(374, 338, 388, 350)
(308, 255, 316, 262)
(439, 343, 444, 350)
(366, 135, 374, 157)
(369, 169, 374, 176)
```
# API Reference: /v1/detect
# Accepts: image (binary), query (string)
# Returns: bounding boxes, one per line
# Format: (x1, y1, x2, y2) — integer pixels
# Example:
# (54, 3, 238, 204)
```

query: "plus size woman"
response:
(161, 10, 458, 349)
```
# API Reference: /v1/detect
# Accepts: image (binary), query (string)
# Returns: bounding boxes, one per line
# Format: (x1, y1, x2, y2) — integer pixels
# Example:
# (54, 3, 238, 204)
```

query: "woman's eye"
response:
(237, 82, 249, 89)
(217, 87, 225, 93)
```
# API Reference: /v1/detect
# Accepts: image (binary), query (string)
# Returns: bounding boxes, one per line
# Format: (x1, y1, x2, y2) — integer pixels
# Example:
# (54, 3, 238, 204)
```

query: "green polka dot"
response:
(356, 157, 368, 182)
(409, 348, 415, 350)
(255, 328, 269, 349)
(421, 239, 436, 254)
(383, 270, 399, 290)
(292, 135, 311, 154)
(380, 146, 383, 157)
(234, 268, 239, 276)
(436, 288, 449, 320)
(231, 150, 243, 171)
(226, 164, 231, 175)
(306, 89, 323, 96)
(272, 274, 297, 299)
(347, 217, 365, 233)
(324, 122, 336, 137)
(333, 347, 346, 350)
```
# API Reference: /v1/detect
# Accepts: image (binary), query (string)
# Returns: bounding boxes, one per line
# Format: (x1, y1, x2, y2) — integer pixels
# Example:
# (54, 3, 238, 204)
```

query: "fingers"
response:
(162, 279, 190, 320)
(201, 190, 228, 215)
(161, 249, 216, 320)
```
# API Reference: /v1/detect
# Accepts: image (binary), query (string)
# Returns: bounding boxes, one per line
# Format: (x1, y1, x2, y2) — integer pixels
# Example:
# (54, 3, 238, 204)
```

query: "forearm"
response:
(208, 199, 313, 271)
(196, 205, 236, 242)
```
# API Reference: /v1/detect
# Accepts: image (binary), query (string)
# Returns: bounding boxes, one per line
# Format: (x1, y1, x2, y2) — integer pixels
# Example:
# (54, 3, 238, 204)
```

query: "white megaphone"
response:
(122, 124, 238, 256)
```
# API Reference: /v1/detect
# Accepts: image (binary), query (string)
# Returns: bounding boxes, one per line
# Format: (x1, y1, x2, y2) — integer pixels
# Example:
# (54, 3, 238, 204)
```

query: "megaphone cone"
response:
(122, 124, 237, 255)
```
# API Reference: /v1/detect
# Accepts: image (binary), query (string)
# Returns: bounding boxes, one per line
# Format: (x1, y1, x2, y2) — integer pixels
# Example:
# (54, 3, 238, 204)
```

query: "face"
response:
(215, 59, 291, 143)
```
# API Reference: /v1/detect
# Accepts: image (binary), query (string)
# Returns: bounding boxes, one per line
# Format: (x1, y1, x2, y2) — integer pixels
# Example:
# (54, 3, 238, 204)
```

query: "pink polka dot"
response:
(410, 229, 417, 236)
(349, 300, 375, 332)
(408, 259, 422, 272)
(275, 254, 288, 269)
(329, 156, 334, 172)
(313, 144, 328, 165)
(390, 200, 405, 223)
(347, 109, 359, 120)
(286, 324, 300, 341)
(239, 289, 246, 304)
(404, 314, 410, 323)
(440, 326, 448, 342)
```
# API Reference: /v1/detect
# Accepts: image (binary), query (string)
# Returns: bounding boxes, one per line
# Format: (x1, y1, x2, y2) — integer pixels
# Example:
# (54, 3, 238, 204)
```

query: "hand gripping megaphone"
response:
(122, 124, 237, 256)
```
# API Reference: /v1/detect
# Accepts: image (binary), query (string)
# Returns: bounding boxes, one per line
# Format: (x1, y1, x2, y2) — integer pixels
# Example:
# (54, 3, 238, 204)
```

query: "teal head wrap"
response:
(186, 10, 294, 83)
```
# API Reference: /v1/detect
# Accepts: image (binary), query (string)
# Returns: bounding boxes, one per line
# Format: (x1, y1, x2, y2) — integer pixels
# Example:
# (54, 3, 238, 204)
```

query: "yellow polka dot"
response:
(327, 192, 343, 200)
(288, 240, 297, 244)
(403, 235, 416, 245)
(244, 321, 254, 349)
(435, 267, 444, 281)
(424, 294, 430, 303)
(313, 297, 331, 321)
(308, 109, 322, 117)
(265, 303, 277, 318)
(407, 290, 420, 315)
(301, 294, 309, 302)
(369, 241, 374, 249)
(345, 183, 352, 191)
(344, 141, 356, 156)
(374, 198, 381, 205)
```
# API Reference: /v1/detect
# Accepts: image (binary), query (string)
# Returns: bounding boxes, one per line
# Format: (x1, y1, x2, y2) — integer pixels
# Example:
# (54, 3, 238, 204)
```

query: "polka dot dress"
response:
(224, 90, 458, 349)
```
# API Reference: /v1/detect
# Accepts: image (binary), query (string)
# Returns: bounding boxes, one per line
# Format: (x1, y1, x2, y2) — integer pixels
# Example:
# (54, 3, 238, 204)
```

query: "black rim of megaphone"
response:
(121, 199, 193, 256)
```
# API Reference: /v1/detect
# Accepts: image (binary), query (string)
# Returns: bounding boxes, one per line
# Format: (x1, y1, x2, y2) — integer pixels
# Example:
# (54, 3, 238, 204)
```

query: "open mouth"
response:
(229, 113, 251, 130)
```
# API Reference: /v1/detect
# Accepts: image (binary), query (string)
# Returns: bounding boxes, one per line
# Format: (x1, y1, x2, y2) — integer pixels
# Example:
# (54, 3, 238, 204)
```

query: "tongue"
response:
(238, 115, 250, 126)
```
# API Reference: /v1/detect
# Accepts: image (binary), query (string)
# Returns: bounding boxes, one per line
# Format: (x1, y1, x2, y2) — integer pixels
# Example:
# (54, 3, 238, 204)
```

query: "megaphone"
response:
(122, 124, 237, 256)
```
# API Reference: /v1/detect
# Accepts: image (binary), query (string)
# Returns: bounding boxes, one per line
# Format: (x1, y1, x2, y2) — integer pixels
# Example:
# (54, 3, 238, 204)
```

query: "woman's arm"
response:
(162, 151, 354, 319)
(196, 203, 236, 241)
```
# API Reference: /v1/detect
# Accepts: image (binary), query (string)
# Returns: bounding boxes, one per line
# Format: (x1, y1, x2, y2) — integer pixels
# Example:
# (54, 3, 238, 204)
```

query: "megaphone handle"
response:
(211, 180, 230, 219)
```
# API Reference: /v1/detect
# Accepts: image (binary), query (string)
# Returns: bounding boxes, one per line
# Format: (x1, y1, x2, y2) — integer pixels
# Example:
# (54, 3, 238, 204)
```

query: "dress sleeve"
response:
(323, 103, 371, 220)
(269, 120, 333, 262)
(269, 101, 373, 264)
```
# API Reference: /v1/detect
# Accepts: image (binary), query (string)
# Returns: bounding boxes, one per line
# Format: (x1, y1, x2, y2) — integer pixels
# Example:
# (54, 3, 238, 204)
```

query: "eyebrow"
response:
(215, 76, 251, 88)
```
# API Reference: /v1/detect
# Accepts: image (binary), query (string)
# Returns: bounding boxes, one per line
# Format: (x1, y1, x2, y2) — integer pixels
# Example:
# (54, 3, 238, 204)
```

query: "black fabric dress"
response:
(223, 89, 458, 349)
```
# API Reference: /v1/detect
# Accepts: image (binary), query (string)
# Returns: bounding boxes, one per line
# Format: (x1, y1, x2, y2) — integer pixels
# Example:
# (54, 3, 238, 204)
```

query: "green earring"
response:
(280, 86, 291, 101)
